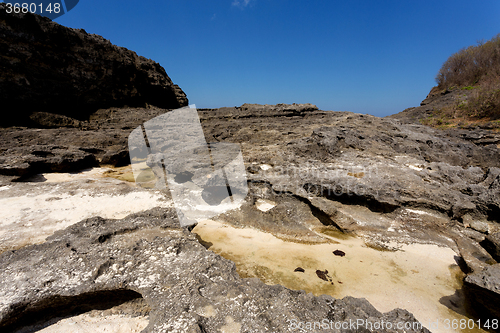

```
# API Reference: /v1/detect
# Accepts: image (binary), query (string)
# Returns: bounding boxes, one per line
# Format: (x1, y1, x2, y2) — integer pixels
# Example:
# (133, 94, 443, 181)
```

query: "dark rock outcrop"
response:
(1, 5, 500, 322)
(2, 104, 500, 225)
(482, 232, 500, 262)
(387, 87, 466, 125)
(199, 107, 500, 225)
(0, 106, 168, 180)
(0, 3, 188, 127)
(0, 144, 97, 177)
(0, 208, 429, 332)
(464, 264, 500, 319)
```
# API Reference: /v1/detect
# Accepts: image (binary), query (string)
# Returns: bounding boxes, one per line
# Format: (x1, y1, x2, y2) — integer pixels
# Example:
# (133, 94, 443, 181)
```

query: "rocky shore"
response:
(1, 5, 500, 333)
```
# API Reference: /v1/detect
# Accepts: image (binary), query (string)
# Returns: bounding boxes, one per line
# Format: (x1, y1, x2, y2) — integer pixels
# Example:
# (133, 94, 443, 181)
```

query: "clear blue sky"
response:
(45, 1, 500, 116)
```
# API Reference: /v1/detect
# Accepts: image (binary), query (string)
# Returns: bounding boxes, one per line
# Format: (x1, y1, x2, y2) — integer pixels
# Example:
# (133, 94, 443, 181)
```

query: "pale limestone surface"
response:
(0, 168, 172, 253)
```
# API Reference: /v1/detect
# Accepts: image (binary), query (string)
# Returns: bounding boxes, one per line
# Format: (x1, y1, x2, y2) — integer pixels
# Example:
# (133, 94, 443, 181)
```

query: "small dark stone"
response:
(294, 267, 305, 273)
(316, 269, 329, 281)
(333, 250, 346, 257)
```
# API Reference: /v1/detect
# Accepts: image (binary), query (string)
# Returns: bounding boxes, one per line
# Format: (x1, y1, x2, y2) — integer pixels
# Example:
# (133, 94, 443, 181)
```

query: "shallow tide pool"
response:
(193, 219, 486, 333)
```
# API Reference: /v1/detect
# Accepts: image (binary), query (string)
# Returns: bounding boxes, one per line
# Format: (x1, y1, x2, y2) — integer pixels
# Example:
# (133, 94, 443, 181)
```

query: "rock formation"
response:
(1, 4, 500, 332)
(2, 99, 499, 329)
(0, 208, 428, 332)
(0, 106, 170, 181)
(0, 3, 188, 127)
(388, 86, 500, 131)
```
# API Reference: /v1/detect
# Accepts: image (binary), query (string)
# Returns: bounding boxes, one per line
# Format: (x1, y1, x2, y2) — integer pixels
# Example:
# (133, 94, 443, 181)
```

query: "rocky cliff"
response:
(388, 86, 500, 130)
(0, 3, 188, 127)
(2, 5, 500, 332)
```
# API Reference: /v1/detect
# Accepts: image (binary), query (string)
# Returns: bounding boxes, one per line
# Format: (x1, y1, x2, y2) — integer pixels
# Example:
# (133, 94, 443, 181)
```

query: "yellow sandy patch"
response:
(193, 219, 486, 333)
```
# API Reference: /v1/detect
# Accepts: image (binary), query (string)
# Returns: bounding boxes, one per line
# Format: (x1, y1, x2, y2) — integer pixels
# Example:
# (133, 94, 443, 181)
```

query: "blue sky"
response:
(47, 1, 500, 116)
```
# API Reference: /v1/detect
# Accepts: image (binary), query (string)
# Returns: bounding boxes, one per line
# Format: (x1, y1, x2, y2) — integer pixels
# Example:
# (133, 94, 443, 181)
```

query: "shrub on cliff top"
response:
(432, 34, 500, 122)
(436, 34, 500, 89)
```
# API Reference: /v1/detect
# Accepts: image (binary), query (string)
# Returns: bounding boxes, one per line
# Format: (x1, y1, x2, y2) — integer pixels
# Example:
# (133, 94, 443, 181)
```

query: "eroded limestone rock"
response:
(0, 208, 429, 333)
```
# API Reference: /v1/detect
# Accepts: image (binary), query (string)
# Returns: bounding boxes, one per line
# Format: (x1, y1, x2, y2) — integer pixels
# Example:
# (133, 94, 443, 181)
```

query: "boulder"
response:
(0, 144, 97, 177)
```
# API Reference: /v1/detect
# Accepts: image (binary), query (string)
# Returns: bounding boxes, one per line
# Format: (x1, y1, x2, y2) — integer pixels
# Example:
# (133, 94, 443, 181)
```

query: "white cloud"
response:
(232, 0, 252, 8)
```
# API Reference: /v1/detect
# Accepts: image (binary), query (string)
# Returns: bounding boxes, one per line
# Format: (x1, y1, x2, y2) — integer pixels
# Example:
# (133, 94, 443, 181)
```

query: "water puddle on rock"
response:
(193, 219, 487, 333)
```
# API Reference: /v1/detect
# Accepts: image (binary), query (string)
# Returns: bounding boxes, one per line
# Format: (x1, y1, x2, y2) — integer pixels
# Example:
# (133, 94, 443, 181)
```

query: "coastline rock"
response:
(0, 4, 188, 127)
(0, 107, 168, 179)
(0, 208, 429, 332)
(199, 108, 500, 224)
(0, 144, 97, 177)
(387, 87, 500, 136)
(387, 87, 469, 125)
(0, 104, 498, 331)
(2, 104, 499, 230)
(1, 3, 499, 327)
(241, 103, 318, 113)
(464, 264, 500, 319)
(454, 235, 497, 273)
(0, 172, 173, 254)
(481, 232, 500, 262)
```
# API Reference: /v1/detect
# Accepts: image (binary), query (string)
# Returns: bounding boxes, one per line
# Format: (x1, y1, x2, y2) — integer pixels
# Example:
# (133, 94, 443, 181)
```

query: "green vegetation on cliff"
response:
(422, 34, 500, 127)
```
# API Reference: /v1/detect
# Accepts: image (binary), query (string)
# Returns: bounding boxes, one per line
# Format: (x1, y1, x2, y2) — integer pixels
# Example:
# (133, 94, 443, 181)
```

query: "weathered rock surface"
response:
(2, 101, 500, 326)
(0, 103, 311, 181)
(383, 86, 500, 322)
(197, 104, 500, 321)
(5, 101, 499, 221)
(0, 107, 168, 181)
(2, 103, 500, 241)
(0, 144, 97, 177)
(0, 4, 188, 127)
(482, 232, 500, 262)
(387, 87, 469, 125)
(241, 102, 319, 113)
(0, 170, 172, 253)
(464, 264, 500, 319)
(0, 208, 429, 332)
(387, 86, 500, 137)
(2, 7, 500, 327)
(198, 107, 500, 225)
